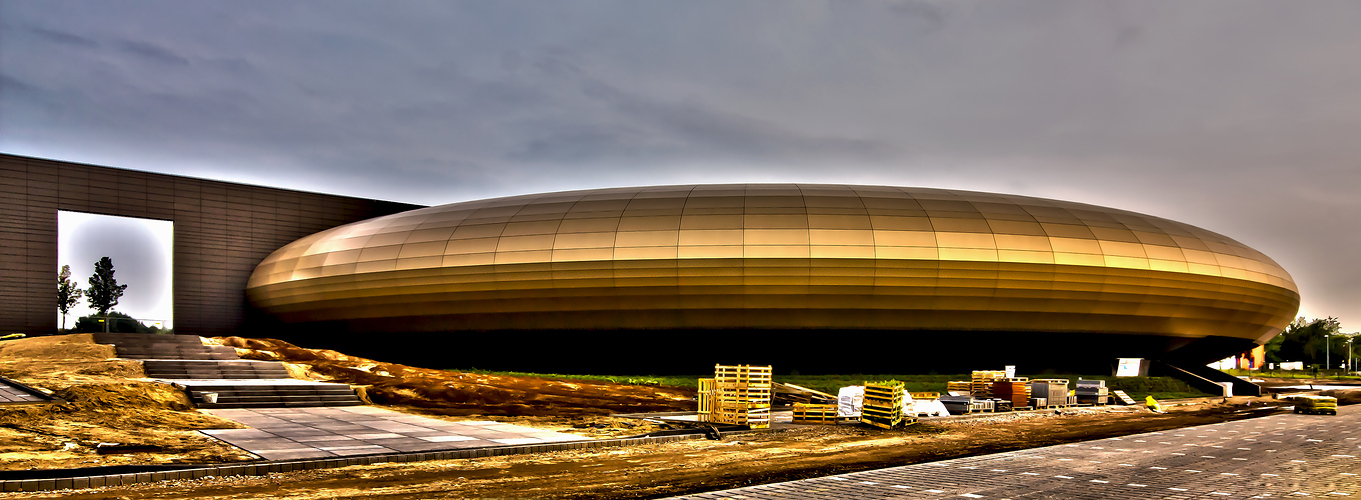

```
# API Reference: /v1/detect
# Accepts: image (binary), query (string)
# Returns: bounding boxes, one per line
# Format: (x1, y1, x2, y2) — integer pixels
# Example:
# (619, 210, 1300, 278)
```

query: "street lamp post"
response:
(1349, 337, 1355, 373)
(1326, 334, 1330, 371)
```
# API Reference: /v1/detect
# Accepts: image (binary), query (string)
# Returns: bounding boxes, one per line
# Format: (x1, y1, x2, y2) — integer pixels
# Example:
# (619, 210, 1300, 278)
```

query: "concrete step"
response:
(193, 394, 361, 404)
(141, 360, 289, 379)
(185, 384, 363, 408)
(113, 347, 239, 360)
(187, 387, 357, 396)
(93, 333, 205, 344)
(195, 400, 365, 409)
(92, 333, 241, 361)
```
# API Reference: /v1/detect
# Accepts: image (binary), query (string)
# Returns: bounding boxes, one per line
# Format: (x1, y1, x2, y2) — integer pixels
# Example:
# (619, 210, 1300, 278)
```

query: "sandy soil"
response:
(0, 400, 1306, 499)
(0, 334, 693, 471)
(2, 334, 1355, 499)
(0, 335, 250, 470)
(210, 336, 696, 418)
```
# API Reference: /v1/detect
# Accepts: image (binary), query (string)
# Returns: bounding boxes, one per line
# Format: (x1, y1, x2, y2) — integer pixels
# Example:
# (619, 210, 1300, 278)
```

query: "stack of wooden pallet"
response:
(946, 381, 972, 395)
(1029, 379, 1070, 408)
(710, 364, 772, 429)
(862, 381, 910, 429)
(992, 378, 1030, 409)
(970, 370, 1007, 398)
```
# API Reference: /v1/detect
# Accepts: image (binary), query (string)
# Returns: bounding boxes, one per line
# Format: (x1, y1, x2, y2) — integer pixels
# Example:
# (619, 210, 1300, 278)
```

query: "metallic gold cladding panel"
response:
(247, 185, 1299, 346)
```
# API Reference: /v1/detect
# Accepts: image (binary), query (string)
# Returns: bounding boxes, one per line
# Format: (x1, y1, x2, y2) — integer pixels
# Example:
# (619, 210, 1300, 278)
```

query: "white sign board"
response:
(1116, 358, 1143, 377)
(1004, 365, 1016, 379)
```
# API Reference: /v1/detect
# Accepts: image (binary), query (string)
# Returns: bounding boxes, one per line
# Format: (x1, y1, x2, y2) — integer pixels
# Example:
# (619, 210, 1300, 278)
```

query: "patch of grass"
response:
(1224, 368, 1360, 380)
(454, 369, 700, 389)
(449, 370, 1215, 400)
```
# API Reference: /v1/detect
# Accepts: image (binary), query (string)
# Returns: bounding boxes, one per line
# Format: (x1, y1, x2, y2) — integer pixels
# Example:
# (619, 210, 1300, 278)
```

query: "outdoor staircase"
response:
(93, 332, 238, 360)
(93, 333, 363, 409)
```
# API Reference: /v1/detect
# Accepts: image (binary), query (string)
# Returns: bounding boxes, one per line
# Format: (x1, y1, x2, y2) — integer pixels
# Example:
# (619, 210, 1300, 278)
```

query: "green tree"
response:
(85, 257, 128, 321)
(73, 311, 151, 333)
(57, 264, 84, 331)
(1265, 316, 1343, 366)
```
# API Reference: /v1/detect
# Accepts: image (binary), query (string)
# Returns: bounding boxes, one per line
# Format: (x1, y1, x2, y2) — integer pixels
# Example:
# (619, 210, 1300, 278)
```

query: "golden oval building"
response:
(246, 184, 1299, 373)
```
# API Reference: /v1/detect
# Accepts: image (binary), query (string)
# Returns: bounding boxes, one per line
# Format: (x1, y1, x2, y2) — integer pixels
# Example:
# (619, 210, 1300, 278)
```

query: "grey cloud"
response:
(26, 26, 101, 48)
(115, 39, 191, 66)
(3, 1, 1361, 329)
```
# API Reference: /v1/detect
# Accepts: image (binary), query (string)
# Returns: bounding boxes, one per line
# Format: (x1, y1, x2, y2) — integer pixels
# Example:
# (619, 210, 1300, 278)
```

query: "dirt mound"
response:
(213, 336, 696, 416)
(0, 335, 252, 470)
(0, 381, 250, 470)
(0, 334, 143, 386)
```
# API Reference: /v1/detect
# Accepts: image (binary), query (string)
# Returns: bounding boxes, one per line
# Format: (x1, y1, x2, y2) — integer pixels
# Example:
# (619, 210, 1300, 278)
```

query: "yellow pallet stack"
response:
(946, 381, 972, 395)
(711, 364, 772, 429)
(971, 370, 1007, 398)
(862, 381, 914, 429)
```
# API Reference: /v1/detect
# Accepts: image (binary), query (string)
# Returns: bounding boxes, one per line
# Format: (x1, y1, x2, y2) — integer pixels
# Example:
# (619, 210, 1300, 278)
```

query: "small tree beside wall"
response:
(57, 264, 83, 332)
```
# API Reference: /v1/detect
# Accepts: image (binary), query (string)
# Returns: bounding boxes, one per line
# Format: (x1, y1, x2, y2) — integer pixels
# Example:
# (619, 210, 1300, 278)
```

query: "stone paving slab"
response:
(670, 406, 1361, 499)
(162, 378, 349, 386)
(203, 406, 590, 460)
(0, 378, 49, 403)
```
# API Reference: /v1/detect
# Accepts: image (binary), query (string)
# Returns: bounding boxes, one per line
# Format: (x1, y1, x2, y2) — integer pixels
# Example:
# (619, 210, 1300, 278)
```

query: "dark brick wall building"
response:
(0, 153, 422, 336)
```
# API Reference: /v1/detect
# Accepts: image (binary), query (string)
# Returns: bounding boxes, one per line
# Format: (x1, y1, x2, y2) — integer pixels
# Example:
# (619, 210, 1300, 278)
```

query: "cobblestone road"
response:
(672, 407, 1360, 499)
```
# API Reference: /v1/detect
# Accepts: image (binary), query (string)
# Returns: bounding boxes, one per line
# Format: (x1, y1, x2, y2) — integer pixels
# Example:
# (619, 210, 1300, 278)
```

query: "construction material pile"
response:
(946, 380, 971, 394)
(992, 378, 1030, 410)
(938, 394, 973, 415)
(971, 371, 1007, 398)
(861, 381, 912, 429)
(1075, 379, 1109, 406)
(700, 364, 772, 429)
(1291, 395, 1338, 415)
(1029, 379, 1072, 408)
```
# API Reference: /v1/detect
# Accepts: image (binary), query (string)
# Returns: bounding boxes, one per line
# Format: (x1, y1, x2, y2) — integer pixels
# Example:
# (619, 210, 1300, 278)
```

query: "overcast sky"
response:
(3, 1, 1359, 332)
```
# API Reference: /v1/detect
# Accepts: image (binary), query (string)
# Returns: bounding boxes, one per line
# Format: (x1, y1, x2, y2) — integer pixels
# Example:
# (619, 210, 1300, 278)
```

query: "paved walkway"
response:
(0, 378, 46, 403)
(671, 407, 1360, 499)
(202, 406, 590, 461)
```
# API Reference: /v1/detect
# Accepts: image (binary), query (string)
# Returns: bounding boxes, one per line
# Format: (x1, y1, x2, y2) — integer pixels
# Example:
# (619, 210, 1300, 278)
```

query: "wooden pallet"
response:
(864, 383, 904, 401)
(697, 378, 717, 422)
(712, 403, 771, 428)
(714, 364, 772, 383)
(1111, 390, 1137, 405)
(909, 392, 940, 400)
(970, 371, 1007, 397)
(792, 403, 840, 424)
